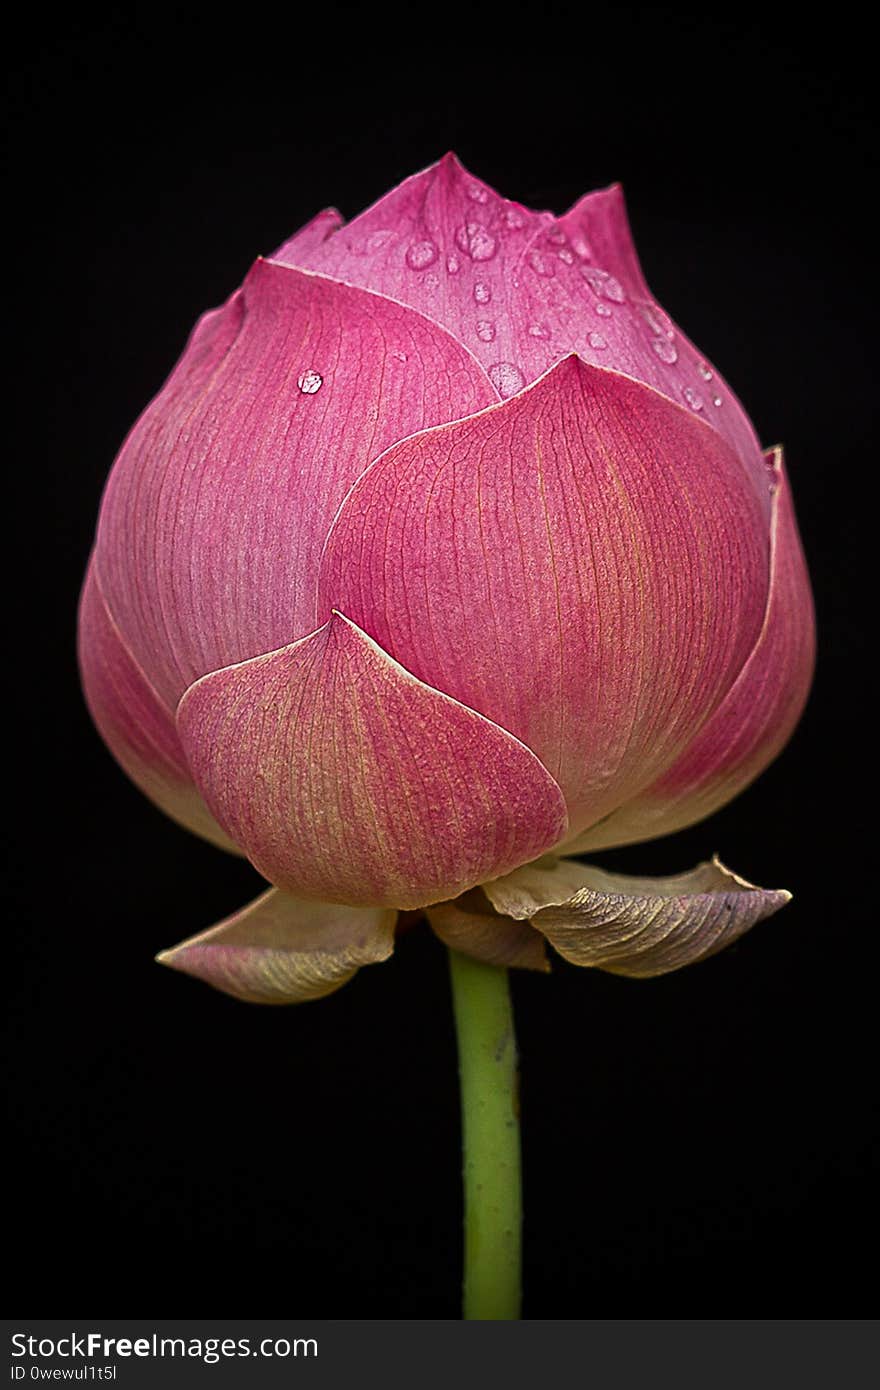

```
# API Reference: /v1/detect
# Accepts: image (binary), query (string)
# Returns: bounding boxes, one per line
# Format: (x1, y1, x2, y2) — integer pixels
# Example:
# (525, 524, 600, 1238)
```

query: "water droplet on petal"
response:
(468, 182, 489, 203)
(640, 304, 669, 335)
(455, 221, 497, 261)
(297, 368, 323, 394)
(528, 249, 555, 277)
(476, 319, 496, 342)
(588, 331, 607, 349)
(353, 228, 395, 256)
(652, 338, 678, 364)
(570, 234, 592, 260)
(473, 281, 491, 304)
(488, 362, 525, 398)
(446, 253, 460, 274)
(581, 266, 625, 301)
(504, 207, 524, 229)
(697, 361, 714, 381)
(595, 303, 612, 317)
(557, 247, 575, 264)
(405, 239, 438, 270)
(528, 323, 550, 339)
(713, 395, 723, 407)
(682, 385, 704, 411)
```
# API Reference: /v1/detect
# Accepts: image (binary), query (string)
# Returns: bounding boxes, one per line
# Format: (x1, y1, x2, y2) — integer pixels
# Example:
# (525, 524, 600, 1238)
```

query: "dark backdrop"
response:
(8, 7, 874, 1316)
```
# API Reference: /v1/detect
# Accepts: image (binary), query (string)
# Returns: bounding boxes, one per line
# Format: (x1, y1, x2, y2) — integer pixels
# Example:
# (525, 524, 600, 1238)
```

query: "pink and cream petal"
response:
(482, 855, 790, 977)
(275, 150, 553, 396)
(156, 888, 396, 1004)
(77, 556, 238, 852)
(565, 449, 815, 853)
(319, 355, 770, 840)
(95, 258, 496, 710)
(176, 614, 568, 910)
(426, 891, 549, 972)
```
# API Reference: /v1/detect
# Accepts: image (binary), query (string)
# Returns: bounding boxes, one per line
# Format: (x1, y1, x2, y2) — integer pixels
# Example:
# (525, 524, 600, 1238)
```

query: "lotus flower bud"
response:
(78, 155, 814, 1000)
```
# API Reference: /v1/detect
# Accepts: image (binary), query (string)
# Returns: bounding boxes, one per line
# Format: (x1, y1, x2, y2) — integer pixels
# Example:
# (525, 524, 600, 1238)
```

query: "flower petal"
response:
(95, 257, 496, 711)
(566, 448, 815, 853)
(319, 355, 770, 841)
(272, 206, 344, 260)
(276, 150, 553, 396)
(156, 888, 396, 1003)
(77, 556, 238, 852)
(176, 613, 568, 910)
(482, 855, 790, 977)
(523, 183, 769, 509)
(426, 891, 549, 972)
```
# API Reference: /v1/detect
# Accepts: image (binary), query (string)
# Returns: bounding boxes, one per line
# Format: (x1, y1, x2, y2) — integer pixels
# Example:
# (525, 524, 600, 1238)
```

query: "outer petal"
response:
(482, 855, 790, 977)
(95, 258, 496, 711)
(272, 207, 344, 260)
(566, 448, 815, 853)
(275, 150, 554, 398)
(77, 556, 237, 852)
(156, 888, 396, 1004)
(426, 891, 549, 972)
(319, 356, 770, 841)
(176, 613, 568, 910)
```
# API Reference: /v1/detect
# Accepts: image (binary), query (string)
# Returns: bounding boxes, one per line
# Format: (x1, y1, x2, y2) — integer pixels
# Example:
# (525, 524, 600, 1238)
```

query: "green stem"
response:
(447, 948, 522, 1320)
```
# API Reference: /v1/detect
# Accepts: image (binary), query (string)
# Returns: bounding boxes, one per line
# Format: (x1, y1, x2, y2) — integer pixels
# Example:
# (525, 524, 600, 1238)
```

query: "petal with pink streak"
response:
(77, 556, 238, 852)
(426, 891, 549, 972)
(516, 184, 769, 510)
(156, 888, 396, 1004)
(176, 614, 568, 910)
(482, 855, 790, 977)
(95, 259, 496, 711)
(563, 448, 815, 853)
(319, 356, 770, 840)
(275, 151, 554, 397)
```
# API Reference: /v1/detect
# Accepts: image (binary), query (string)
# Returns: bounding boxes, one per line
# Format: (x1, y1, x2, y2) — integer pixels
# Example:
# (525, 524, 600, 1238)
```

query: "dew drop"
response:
(446, 253, 460, 274)
(527, 248, 555, 277)
(557, 247, 575, 265)
(697, 360, 714, 381)
(468, 182, 489, 203)
(652, 338, 678, 364)
(528, 323, 550, 339)
(405, 239, 438, 270)
(473, 281, 492, 304)
(353, 228, 395, 256)
(588, 331, 607, 349)
(504, 207, 524, 229)
(489, 362, 525, 398)
(713, 395, 723, 407)
(476, 319, 496, 342)
(570, 234, 592, 260)
(581, 266, 626, 301)
(455, 221, 497, 261)
(640, 304, 669, 335)
(595, 303, 612, 317)
(682, 385, 704, 411)
(297, 368, 323, 394)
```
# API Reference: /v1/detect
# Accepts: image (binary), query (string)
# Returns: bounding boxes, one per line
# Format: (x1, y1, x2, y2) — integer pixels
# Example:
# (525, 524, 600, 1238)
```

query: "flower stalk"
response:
(447, 948, 522, 1320)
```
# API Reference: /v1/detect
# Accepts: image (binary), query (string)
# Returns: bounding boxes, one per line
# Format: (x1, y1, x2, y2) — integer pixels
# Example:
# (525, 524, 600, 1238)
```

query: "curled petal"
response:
(566, 448, 815, 853)
(482, 856, 790, 977)
(426, 891, 549, 972)
(77, 556, 237, 852)
(176, 613, 568, 910)
(95, 258, 495, 710)
(320, 355, 769, 839)
(156, 888, 396, 1004)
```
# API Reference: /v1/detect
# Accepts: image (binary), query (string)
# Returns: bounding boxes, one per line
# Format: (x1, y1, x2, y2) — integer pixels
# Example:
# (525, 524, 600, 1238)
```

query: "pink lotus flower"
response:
(78, 154, 815, 1003)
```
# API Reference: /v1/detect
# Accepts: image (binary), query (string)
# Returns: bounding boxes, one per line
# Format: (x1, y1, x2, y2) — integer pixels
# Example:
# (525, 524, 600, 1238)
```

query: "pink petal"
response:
(516, 184, 769, 511)
(272, 206, 344, 261)
(482, 855, 790, 977)
(156, 888, 396, 1003)
(319, 356, 770, 841)
(275, 150, 553, 398)
(95, 258, 496, 712)
(77, 556, 238, 852)
(565, 448, 816, 852)
(426, 891, 549, 972)
(175, 613, 568, 910)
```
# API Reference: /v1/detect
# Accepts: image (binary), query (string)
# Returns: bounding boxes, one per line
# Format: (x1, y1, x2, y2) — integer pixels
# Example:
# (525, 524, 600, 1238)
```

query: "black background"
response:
(8, 6, 874, 1317)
